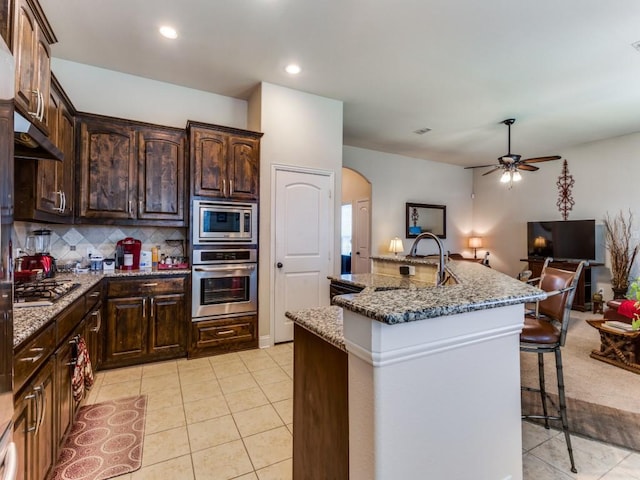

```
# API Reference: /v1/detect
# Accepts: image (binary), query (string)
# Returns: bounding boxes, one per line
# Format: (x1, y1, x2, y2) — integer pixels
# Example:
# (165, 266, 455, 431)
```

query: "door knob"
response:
(277, 262, 283, 268)
(356, 251, 360, 255)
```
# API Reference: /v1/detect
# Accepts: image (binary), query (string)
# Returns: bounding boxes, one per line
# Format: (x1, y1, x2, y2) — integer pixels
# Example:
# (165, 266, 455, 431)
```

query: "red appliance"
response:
(116, 237, 142, 270)
(21, 254, 57, 278)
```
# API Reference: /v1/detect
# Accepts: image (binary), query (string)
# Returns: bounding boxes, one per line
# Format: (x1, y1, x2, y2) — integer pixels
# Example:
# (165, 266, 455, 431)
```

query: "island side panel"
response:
(344, 305, 524, 480)
(293, 324, 349, 480)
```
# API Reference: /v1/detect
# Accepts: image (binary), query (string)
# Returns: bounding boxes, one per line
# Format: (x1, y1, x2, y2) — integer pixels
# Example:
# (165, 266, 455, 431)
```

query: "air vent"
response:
(413, 127, 431, 135)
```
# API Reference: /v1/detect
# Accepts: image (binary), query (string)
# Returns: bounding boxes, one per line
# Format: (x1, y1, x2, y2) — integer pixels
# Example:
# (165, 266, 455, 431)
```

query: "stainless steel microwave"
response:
(193, 200, 257, 245)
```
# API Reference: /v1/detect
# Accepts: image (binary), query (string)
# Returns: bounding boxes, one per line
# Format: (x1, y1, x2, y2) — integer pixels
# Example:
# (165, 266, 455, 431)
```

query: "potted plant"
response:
(603, 210, 639, 298)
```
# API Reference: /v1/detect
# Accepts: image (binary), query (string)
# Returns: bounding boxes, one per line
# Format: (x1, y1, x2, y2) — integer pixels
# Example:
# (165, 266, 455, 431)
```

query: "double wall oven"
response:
(191, 201, 258, 323)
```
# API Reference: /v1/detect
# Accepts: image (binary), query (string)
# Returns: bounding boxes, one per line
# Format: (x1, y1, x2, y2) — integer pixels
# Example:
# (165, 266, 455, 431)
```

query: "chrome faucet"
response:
(408, 232, 446, 286)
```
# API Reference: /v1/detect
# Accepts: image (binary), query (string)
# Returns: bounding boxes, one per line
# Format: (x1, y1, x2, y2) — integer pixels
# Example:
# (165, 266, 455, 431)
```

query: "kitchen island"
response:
(287, 259, 545, 480)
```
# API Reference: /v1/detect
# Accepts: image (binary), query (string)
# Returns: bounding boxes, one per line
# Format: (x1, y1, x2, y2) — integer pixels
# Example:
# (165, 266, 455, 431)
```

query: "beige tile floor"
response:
(84, 343, 640, 480)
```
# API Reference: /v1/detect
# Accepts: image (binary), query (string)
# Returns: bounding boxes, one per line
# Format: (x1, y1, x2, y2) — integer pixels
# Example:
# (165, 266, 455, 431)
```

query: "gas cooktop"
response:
(13, 279, 80, 307)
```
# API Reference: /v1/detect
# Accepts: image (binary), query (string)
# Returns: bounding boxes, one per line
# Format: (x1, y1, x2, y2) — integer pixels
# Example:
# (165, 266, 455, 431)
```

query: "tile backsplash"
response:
(13, 222, 186, 268)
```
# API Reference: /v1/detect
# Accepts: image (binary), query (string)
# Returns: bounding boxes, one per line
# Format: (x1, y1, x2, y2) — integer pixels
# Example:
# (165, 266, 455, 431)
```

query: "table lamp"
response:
(468, 236, 483, 259)
(389, 237, 404, 257)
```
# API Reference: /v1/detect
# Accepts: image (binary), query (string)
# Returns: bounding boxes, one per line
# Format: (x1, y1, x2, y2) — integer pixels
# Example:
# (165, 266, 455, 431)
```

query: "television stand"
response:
(521, 258, 603, 312)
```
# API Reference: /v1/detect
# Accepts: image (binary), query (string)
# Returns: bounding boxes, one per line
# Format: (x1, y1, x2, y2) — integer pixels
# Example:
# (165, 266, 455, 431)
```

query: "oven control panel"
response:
(192, 249, 257, 264)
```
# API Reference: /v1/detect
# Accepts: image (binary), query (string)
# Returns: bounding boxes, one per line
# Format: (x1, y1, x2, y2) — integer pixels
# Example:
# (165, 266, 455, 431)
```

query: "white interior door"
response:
(353, 198, 371, 273)
(274, 167, 333, 343)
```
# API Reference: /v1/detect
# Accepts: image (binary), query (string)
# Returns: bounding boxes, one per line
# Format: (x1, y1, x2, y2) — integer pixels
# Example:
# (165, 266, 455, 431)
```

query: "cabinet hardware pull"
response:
(53, 191, 64, 212)
(150, 298, 154, 318)
(89, 292, 100, 298)
(139, 200, 143, 214)
(129, 200, 133, 217)
(229, 179, 233, 196)
(38, 90, 45, 121)
(25, 390, 38, 433)
(222, 179, 227, 197)
(38, 386, 46, 433)
(62, 191, 67, 213)
(141, 283, 158, 287)
(28, 89, 39, 118)
(90, 310, 102, 333)
(142, 298, 146, 318)
(217, 329, 235, 336)
(20, 352, 44, 363)
(33, 386, 43, 435)
(65, 361, 75, 366)
(29, 347, 45, 352)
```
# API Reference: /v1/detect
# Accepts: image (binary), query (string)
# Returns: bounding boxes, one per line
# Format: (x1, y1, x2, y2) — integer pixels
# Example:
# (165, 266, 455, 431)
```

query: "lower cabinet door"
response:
(12, 391, 31, 480)
(104, 297, 147, 366)
(148, 293, 186, 358)
(55, 340, 74, 450)
(33, 360, 56, 480)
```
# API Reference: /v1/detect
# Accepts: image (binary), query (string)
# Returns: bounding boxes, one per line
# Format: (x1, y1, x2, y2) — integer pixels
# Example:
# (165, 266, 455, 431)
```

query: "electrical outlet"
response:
(69, 245, 76, 251)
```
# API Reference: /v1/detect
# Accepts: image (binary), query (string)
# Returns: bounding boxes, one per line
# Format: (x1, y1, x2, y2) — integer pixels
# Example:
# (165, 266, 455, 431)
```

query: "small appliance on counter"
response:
(102, 258, 115, 272)
(21, 228, 56, 278)
(115, 237, 142, 270)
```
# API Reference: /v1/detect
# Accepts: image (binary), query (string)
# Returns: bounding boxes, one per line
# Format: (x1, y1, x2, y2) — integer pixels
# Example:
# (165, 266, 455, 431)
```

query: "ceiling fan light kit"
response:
(466, 118, 562, 185)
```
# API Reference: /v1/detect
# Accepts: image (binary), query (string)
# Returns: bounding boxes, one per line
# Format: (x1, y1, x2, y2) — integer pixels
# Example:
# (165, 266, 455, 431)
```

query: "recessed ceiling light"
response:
(413, 128, 431, 135)
(159, 26, 178, 39)
(285, 64, 301, 75)
(632, 41, 640, 52)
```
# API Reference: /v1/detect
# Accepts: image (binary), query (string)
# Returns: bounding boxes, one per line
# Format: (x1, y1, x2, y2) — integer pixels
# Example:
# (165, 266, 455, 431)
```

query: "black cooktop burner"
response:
(14, 279, 80, 307)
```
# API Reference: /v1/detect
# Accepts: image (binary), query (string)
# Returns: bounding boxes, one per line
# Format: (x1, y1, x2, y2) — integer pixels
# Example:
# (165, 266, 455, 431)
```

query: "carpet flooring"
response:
(51, 395, 147, 480)
(520, 311, 640, 452)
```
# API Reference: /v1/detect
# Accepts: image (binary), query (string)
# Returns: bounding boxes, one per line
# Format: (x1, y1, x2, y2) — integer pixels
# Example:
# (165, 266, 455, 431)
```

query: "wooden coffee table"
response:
(587, 319, 640, 374)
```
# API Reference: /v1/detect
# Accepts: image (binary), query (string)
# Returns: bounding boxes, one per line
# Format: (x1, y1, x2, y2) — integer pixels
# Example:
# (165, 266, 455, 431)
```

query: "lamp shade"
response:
(468, 236, 483, 249)
(389, 237, 404, 255)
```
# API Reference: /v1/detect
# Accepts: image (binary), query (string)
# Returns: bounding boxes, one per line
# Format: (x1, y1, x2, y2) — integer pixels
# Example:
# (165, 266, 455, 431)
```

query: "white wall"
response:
(343, 146, 474, 257)
(248, 82, 344, 346)
(472, 131, 640, 299)
(51, 58, 247, 128)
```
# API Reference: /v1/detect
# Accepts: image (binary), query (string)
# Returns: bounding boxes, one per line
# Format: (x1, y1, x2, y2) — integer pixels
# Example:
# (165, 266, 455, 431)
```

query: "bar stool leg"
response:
(537, 352, 549, 429)
(555, 348, 577, 474)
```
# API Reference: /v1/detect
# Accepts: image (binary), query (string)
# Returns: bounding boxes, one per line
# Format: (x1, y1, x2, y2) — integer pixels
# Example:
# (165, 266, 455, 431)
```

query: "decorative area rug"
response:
(51, 395, 147, 480)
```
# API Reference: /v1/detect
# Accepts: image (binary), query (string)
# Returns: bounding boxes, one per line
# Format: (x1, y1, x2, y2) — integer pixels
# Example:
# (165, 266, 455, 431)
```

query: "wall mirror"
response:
(405, 203, 446, 238)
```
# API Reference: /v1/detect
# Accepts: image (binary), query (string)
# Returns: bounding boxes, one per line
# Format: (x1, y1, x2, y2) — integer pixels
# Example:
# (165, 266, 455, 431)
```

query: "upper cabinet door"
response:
(78, 118, 136, 219)
(13, 0, 37, 114)
(12, 0, 55, 135)
(188, 122, 262, 201)
(227, 135, 259, 201)
(138, 128, 185, 221)
(191, 127, 227, 198)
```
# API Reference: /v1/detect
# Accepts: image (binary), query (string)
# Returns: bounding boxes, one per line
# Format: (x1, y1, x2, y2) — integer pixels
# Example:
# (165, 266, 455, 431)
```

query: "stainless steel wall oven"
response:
(191, 248, 257, 320)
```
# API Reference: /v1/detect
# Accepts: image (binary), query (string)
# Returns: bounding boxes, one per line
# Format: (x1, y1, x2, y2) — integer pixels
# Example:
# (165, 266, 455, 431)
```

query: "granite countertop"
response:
(331, 260, 545, 325)
(13, 268, 191, 348)
(285, 306, 346, 352)
(328, 273, 435, 291)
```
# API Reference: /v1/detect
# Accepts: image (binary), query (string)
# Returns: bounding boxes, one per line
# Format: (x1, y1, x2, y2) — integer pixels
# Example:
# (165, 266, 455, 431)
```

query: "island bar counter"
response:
(287, 260, 545, 480)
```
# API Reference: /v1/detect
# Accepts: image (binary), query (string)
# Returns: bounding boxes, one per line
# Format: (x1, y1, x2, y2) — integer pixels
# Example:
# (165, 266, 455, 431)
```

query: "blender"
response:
(22, 229, 56, 278)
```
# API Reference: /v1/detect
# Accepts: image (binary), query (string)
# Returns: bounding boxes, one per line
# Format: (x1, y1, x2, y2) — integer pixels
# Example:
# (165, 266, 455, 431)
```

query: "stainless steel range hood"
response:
(14, 112, 63, 161)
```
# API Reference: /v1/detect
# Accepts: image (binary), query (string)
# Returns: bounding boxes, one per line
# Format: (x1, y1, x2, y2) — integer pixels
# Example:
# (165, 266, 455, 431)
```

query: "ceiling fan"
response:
(466, 118, 561, 183)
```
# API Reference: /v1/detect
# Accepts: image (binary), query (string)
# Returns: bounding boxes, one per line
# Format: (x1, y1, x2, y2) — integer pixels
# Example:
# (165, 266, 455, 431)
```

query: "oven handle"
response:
(194, 265, 256, 273)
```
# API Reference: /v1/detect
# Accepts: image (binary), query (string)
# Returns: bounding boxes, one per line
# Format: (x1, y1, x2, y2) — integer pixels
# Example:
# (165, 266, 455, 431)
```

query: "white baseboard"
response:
(259, 335, 272, 349)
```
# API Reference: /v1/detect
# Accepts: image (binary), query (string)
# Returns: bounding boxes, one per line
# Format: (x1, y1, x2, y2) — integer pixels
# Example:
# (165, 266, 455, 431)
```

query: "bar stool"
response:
(520, 258, 585, 474)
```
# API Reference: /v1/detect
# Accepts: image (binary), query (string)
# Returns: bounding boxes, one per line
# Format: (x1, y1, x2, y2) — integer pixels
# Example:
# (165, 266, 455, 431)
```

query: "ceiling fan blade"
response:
(464, 163, 499, 169)
(521, 155, 561, 163)
(517, 164, 539, 171)
(481, 167, 502, 176)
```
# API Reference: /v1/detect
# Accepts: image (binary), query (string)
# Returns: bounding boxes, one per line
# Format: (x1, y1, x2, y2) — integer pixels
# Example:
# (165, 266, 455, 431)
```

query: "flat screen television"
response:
(527, 219, 596, 261)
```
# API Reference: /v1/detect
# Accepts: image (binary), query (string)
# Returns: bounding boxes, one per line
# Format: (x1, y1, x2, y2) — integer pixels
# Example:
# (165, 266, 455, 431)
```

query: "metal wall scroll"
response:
(556, 159, 575, 220)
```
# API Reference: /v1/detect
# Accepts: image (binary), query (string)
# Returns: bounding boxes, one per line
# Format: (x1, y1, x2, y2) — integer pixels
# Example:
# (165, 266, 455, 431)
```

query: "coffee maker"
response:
(21, 229, 56, 278)
(116, 237, 142, 270)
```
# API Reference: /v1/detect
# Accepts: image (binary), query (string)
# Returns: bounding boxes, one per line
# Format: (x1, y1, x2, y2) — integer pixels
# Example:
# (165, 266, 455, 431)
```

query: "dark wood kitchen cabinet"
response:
(103, 275, 188, 368)
(12, 0, 55, 134)
(13, 357, 55, 480)
(190, 314, 258, 358)
(14, 74, 75, 222)
(77, 113, 186, 226)
(188, 121, 262, 201)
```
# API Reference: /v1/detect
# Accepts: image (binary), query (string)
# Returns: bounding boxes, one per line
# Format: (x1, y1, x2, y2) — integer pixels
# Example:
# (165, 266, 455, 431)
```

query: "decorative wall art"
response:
(556, 159, 575, 221)
(405, 203, 446, 238)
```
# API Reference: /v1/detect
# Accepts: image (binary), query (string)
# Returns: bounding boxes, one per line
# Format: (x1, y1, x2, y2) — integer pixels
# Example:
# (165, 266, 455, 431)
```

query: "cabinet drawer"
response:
(85, 283, 102, 310)
(107, 276, 185, 297)
(193, 315, 256, 349)
(14, 322, 55, 394)
(56, 297, 87, 344)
